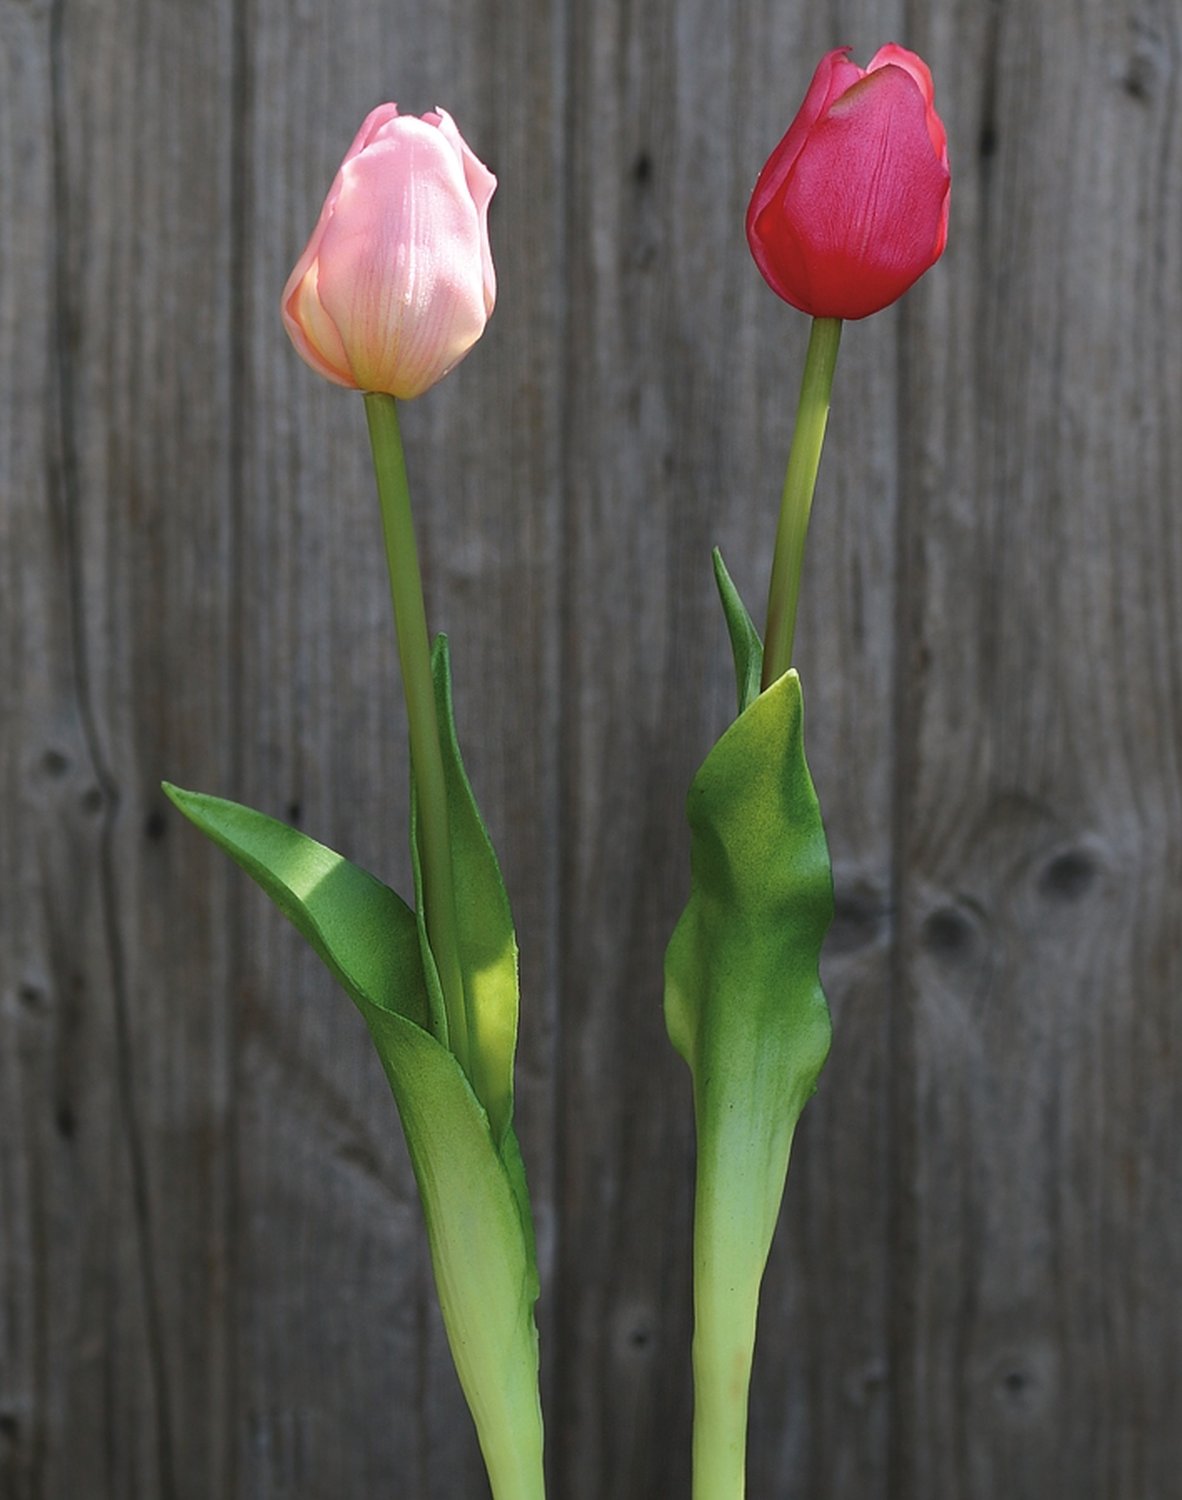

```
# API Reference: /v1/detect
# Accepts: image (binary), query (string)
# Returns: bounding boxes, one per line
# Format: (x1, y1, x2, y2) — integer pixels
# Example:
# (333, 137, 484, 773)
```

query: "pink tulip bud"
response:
(282, 105, 496, 399)
(746, 46, 950, 321)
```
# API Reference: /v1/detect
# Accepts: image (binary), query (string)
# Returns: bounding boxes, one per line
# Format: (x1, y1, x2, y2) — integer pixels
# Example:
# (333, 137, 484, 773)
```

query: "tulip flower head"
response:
(747, 46, 950, 320)
(283, 104, 496, 399)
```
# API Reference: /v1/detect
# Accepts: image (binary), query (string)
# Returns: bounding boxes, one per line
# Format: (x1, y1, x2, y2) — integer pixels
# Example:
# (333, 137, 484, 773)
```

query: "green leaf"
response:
(411, 635, 520, 1148)
(358, 1004, 544, 1500)
(663, 670, 832, 1497)
(163, 785, 545, 1500)
(409, 830, 451, 1051)
(162, 782, 431, 1030)
(712, 547, 764, 716)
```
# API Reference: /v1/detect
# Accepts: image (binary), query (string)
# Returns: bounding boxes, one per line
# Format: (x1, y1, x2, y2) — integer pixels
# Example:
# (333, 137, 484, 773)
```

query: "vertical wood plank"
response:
(896, 0, 1182, 1494)
(1, 0, 238, 1496)
(237, 2, 564, 1495)
(556, 2, 902, 1495)
(0, 9, 120, 1495)
(555, 0, 702, 1487)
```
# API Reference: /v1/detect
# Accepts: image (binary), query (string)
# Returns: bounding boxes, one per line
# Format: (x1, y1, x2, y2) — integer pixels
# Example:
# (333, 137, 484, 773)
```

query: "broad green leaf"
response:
(712, 547, 764, 716)
(358, 1004, 544, 1500)
(163, 785, 544, 1500)
(663, 670, 832, 1497)
(161, 782, 431, 1030)
(411, 635, 520, 1148)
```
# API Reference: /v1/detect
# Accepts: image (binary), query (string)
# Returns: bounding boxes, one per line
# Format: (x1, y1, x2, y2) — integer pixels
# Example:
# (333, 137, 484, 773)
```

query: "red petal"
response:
(745, 48, 864, 284)
(765, 64, 950, 318)
(866, 44, 947, 164)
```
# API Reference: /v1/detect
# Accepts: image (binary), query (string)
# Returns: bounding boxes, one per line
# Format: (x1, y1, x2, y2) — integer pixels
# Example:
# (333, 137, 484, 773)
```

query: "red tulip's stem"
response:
(761, 316, 842, 688)
(364, 392, 471, 1079)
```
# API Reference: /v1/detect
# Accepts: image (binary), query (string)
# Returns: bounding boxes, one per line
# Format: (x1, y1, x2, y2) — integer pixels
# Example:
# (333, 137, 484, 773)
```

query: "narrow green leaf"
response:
(409, 836, 451, 1050)
(412, 635, 520, 1147)
(164, 783, 545, 1500)
(712, 547, 764, 717)
(663, 671, 832, 1498)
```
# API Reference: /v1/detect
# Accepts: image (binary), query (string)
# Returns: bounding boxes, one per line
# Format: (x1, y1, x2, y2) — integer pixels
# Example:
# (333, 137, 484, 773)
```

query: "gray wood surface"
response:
(2, 0, 1178, 1496)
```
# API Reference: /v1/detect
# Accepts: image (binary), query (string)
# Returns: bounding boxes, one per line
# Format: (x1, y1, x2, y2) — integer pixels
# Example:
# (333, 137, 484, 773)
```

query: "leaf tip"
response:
(160, 780, 191, 813)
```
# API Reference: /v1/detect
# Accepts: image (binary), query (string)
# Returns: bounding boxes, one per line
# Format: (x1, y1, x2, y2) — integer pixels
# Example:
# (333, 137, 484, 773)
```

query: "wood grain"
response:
(894, 3, 1182, 1496)
(2, 0, 239, 1495)
(1, 0, 1179, 1495)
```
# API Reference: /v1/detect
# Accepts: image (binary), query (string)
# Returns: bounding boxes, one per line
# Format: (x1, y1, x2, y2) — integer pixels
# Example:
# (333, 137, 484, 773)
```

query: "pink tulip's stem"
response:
(761, 316, 842, 688)
(364, 393, 471, 1079)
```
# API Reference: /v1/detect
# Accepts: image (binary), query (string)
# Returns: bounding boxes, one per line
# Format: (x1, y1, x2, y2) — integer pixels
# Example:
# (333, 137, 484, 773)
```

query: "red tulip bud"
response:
(746, 46, 950, 320)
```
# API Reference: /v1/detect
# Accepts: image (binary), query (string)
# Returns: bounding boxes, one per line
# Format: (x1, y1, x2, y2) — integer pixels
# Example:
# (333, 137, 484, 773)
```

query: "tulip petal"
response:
(356, 101, 403, 151)
(867, 44, 946, 161)
(745, 47, 864, 279)
(282, 105, 496, 399)
(747, 44, 950, 319)
(767, 64, 950, 319)
(312, 118, 489, 398)
(430, 107, 498, 314)
(283, 260, 356, 387)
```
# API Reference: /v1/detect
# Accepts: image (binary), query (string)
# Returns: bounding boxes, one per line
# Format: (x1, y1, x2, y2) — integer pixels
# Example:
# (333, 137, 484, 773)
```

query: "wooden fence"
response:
(2, 0, 1179, 1495)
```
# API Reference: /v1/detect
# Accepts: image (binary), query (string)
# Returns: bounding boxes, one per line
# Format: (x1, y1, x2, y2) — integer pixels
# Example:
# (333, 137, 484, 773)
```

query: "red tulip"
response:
(746, 45, 950, 320)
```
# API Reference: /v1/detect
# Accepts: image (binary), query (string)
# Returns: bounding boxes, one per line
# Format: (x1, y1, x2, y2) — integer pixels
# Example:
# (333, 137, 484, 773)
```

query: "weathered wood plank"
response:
(554, 2, 700, 1490)
(1, 0, 238, 1495)
(895, 1, 1182, 1495)
(0, 13, 122, 1496)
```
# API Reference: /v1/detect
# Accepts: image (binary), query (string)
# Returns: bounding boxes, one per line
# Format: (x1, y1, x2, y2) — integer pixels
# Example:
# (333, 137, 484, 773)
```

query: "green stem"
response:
(690, 1155, 759, 1500)
(364, 392, 470, 1079)
(690, 1070, 804, 1500)
(473, 1397, 548, 1500)
(761, 316, 842, 689)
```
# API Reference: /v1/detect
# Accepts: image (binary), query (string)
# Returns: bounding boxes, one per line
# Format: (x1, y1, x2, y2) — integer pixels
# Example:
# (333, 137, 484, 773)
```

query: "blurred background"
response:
(2, 0, 1179, 1496)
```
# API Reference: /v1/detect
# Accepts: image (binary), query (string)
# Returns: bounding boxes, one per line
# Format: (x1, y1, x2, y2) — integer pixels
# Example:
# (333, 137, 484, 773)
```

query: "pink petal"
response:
(312, 117, 489, 398)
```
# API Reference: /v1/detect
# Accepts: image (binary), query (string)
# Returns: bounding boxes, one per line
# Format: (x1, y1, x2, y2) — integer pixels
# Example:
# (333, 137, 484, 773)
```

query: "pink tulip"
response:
(746, 46, 950, 320)
(282, 105, 496, 399)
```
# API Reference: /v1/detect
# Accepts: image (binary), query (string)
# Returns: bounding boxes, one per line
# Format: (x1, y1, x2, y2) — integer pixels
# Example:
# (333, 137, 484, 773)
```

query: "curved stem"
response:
(364, 392, 470, 1078)
(761, 316, 842, 688)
